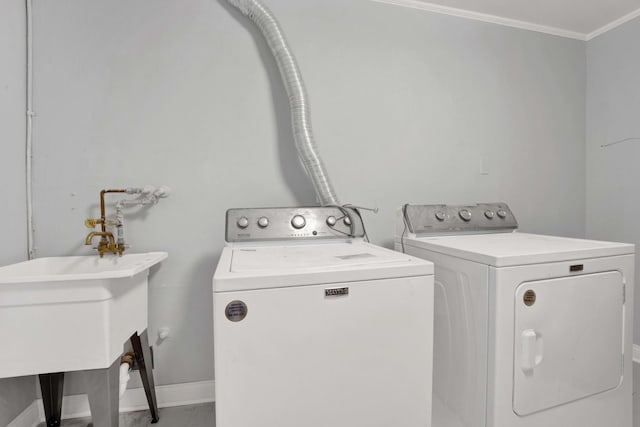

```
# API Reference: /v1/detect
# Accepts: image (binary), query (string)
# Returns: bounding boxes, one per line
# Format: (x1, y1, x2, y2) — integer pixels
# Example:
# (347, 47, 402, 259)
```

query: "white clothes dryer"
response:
(214, 206, 435, 427)
(395, 203, 634, 427)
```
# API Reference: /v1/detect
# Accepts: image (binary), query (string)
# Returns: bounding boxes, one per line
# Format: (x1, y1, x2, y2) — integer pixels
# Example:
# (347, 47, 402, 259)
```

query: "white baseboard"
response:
(10, 380, 215, 427)
(10, 353, 640, 427)
(7, 401, 40, 427)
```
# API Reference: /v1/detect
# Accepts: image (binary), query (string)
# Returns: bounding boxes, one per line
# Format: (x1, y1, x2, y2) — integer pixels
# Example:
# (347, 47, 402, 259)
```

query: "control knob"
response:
(344, 216, 352, 226)
(326, 216, 337, 226)
(291, 215, 306, 229)
(496, 209, 507, 219)
(257, 217, 269, 228)
(237, 217, 249, 229)
(459, 209, 472, 222)
(484, 210, 495, 219)
(435, 211, 446, 221)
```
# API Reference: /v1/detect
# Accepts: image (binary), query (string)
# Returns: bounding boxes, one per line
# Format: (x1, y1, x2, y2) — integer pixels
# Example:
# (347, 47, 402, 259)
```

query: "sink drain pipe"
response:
(25, 0, 36, 260)
(119, 352, 135, 398)
(226, 0, 340, 206)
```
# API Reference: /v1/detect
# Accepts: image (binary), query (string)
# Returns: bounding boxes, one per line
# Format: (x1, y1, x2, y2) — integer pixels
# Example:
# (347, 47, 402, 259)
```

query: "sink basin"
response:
(0, 252, 167, 378)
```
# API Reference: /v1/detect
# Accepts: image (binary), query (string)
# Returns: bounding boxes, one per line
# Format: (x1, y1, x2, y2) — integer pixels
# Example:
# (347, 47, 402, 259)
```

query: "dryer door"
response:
(512, 271, 624, 416)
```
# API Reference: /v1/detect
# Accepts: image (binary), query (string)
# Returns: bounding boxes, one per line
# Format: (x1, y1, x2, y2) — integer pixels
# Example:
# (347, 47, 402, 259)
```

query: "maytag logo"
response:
(325, 287, 349, 297)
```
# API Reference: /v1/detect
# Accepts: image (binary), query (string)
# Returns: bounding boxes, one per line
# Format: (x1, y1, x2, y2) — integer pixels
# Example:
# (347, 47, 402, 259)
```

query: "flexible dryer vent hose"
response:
(226, 0, 340, 206)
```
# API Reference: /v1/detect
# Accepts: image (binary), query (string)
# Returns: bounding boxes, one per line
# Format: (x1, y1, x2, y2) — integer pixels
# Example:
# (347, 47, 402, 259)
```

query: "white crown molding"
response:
(371, 0, 587, 40)
(586, 7, 640, 40)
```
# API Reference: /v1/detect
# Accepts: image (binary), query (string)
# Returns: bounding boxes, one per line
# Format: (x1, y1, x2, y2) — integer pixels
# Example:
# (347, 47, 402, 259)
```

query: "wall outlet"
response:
(480, 155, 490, 175)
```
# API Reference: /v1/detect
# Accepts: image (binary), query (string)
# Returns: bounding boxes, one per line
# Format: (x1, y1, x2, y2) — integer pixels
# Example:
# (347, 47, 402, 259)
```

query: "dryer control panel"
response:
(402, 202, 518, 234)
(226, 207, 365, 242)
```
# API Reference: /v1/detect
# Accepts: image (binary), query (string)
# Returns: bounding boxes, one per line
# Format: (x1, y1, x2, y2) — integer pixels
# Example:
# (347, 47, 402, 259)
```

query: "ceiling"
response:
(375, 0, 640, 40)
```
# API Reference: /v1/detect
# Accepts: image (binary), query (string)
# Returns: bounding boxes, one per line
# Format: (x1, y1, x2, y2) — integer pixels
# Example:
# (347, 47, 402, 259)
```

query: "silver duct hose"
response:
(227, 0, 340, 206)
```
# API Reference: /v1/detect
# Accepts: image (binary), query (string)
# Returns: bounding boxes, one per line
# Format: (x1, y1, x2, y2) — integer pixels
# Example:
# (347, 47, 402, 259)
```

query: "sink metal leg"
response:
(131, 329, 159, 423)
(39, 372, 64, 427)
(85, 357, 120, 427)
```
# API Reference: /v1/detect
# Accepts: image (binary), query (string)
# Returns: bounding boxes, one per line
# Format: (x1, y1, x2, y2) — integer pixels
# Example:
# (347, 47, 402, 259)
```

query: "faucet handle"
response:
(85, 218, 101, 228)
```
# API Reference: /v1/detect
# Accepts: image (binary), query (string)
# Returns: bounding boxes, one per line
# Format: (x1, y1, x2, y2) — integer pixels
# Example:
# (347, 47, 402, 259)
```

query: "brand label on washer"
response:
(325, 287, 349, 297)
(225, 300, 248, 322)
(523, 290, 536, 306)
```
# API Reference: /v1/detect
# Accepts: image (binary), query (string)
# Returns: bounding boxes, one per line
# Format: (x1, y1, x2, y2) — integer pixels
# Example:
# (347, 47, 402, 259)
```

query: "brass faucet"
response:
(84, 231, 123, 257)
(85, 189, 127, 257)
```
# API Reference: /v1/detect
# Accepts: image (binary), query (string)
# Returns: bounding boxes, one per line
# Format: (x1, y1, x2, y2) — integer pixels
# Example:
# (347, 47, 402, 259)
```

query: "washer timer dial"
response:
(291, 215, 306, 229)
(459, 209, 472, 222)
(237, 217, 249, 229)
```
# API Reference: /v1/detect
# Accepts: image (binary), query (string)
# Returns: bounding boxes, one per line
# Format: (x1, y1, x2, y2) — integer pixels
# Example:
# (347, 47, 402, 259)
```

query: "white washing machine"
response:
(395, 203, 634, 427)
(213, 207, 435, 427)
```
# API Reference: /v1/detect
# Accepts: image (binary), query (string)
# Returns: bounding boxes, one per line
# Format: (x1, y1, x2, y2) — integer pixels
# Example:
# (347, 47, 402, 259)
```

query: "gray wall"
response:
(29, 0, 585, 392)
(1, 0, 27, 263)
(0, 0, 38, 424)
(586, 16, 640, 343)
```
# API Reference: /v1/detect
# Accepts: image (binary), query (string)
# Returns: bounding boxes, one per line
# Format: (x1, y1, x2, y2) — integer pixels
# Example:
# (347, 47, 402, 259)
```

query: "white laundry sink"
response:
(0, 252, 167, 378)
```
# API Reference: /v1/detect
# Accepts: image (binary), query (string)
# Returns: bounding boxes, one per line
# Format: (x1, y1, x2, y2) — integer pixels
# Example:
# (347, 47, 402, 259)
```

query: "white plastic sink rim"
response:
(0, 251, 168, 284)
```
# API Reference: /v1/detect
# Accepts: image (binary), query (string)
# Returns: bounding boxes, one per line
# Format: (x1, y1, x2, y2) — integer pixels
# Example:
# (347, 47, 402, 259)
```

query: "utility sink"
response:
(0, 252, 167, 378)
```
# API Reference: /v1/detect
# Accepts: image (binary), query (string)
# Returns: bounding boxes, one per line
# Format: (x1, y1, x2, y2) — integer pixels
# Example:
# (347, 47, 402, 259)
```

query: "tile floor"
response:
(33, 394, 640, 427)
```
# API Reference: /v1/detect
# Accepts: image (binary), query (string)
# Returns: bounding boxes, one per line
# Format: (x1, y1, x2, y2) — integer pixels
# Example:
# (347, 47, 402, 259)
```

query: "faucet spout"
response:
(85, 231, 116, 246)
(84, 231, 122, 257)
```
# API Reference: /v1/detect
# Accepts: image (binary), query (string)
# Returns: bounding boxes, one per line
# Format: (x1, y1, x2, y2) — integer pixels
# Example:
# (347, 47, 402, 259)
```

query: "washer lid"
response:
(402, 232, 634, 267)
(214, 241, 433, 292)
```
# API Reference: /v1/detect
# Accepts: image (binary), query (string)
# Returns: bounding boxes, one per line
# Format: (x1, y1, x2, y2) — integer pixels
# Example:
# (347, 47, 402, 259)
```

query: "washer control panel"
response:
(226, 207, 365, 242)
(403, 202, 518, 234)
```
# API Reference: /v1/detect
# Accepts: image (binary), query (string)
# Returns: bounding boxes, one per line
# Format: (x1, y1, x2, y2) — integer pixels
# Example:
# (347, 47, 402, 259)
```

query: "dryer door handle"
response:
(521, 329, 544, 373)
